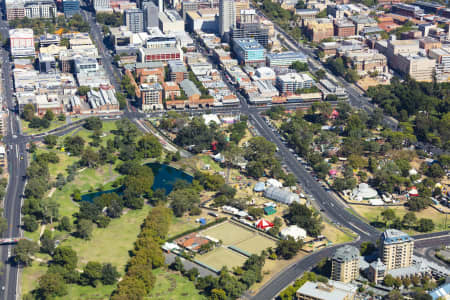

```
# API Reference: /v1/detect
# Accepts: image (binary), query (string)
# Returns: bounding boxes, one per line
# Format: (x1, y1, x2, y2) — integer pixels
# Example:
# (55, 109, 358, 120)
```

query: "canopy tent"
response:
(255, 219, 274, 230)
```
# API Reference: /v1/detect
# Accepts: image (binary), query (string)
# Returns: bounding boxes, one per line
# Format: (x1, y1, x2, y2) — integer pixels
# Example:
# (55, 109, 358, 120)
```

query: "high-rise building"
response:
(230, 9, 269, 47)
(124, 9, 144, 33)
(219, 0, 236, 37)
(380, 229, 414, 271)
(331, 245, 360, 283)
(5, 0, 25, 20)
(10, 28, 35, 57)
(63, 0, 80, 17)
(142, 1, 159, 29)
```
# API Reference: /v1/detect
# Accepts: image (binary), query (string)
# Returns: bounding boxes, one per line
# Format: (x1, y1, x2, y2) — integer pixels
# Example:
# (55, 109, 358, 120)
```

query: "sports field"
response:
(201, 221, 256, 245)
(196, 247, 247, 270)
(235, 234, 277, 255)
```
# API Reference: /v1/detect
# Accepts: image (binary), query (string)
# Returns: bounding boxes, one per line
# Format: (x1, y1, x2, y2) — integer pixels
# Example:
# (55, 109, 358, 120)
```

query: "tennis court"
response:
(234, 234, 277, 255)
(196, 247, 247, 270)
(200, 221, 255, 245)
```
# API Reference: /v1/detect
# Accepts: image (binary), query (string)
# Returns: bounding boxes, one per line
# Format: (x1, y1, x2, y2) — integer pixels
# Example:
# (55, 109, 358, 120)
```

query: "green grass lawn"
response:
(21, 119, 67, 135)
(168, 215, 199, 239)
(322, 222, 355, 244)
(149, 269, 205, 300)
(55, 283, 116, 300)
(34, 148, 79, 178)
(21, 262, 48, 296)
(350, 205, 449, 235)
(60, 205, 151, 270)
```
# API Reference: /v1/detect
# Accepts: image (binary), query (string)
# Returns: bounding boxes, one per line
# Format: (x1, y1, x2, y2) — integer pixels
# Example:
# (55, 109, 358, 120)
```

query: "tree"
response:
(77, 86, 91, 96)
(22, 215, 38, 232)
(286, 203, 322, 237)
(84, 117, 103, 131)
(138, 134, 162, 158)
(381, 208, 396, 227)
(44, 110, 55, 122)
(359, 242, 376, 256)
(76, 219, 94, 239)
(13, 240, 38, 266)
(170, 188, 200, 217)
(37, 273, 67, 299)
(185, 268, 199, 281)
(81, 261, 103, 286)
(387, 289, 404, 300)
(384, 274, 395, 287)
(22, 104, 35, 121)
(315, 69, 326, 80)
(276, 237, 303, 259)
(210, 288, 227, 300)
(290, 61, 309, 72)
(417, 218, 434, 232)
(101, 263, 120, 285)
(113, 276, 147, 299)
(426, 163, 445, 179)
(402, 212, 417, 229)
(248, 207, 264, 219)
(59, 216, 72, 232)
(40, 229, 56, 255)
(43, 135, 58, 148)
(53, 246, 78, 271)
(170, 256, 185, 272)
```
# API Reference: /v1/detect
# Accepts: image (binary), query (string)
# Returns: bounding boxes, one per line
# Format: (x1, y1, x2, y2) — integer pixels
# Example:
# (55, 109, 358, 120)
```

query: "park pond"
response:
(81, 163, 193, 202)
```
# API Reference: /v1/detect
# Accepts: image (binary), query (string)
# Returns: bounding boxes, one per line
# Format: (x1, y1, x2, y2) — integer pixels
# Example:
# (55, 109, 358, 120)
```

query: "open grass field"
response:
(55, 283, 115, 300)
(200, 221, 255, 245)
(149, 268, 206, 300)
(196, 247, 247, 270)
(21, 263, 48, 296)
(321, 222, 355, 244)
(61, 205, 151, 271)
(149, 268, 205, 300)
(234, 234, 277, 255)
(350, 205, 450, 234)
(21, 119, 66, 135)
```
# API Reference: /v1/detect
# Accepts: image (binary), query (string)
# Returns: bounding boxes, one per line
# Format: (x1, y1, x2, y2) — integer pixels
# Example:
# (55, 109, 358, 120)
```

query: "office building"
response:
(331, 245, 360, 283)
(232, 38, 266, 65)
(186, 9, 219, 33)
(296, 280, 357, 300)
(343, 49, 387, 73)
(395, 53, 435, 82)
(266, 52, 308, 68)
(219, 0, 236, 37)
(414, 1, 444, 14)
(380, 229, 414, 271)
(168, 60, 188, 83)
(140, 83, 163, 110)
(276, 73, 315, 94)
(93, 0, 111, 11)
(159, 10, 185, 33)
(305, 19, 333, 42)
(38, 53, 56, 73)
(235, 0, 249, 22)
(10, 28, 35, 58)
(5, 0, 25, 20)
(230, 9, 269, 47)
(146, 36, 177, 49)
(24, 0, 57, 18)
(138, 47, 182, 63)
(124, 9, 144, 33)
(63, 0, 80, 17)
(391, 3, 424, 17)
(334, 20, 356, 37)
(429, 47, 450, 82)
(142, 1, 159, 29)
(39, 34, 60, 47)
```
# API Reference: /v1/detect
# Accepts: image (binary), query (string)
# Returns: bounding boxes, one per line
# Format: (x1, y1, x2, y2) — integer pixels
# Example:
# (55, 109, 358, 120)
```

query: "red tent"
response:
(256, 219, 274, 230)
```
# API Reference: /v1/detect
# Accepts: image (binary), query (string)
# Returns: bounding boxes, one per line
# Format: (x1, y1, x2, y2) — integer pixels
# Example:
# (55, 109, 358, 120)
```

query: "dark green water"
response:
(81, 163, 193, 202)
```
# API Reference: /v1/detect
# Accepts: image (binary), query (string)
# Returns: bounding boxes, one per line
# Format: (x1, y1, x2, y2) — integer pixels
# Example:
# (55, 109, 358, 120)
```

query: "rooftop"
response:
(333, 245, 360, 262)
(382, 229, 413, 245)
(296, 280, 357, 300)
(234, 38, 265, 50)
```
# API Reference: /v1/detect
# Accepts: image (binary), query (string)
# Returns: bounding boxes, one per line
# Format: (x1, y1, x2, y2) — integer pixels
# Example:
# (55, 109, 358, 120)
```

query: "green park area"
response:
(21, 118, 67, 135)
(350, 205, 449, 235)
(149, 269, 205, 300)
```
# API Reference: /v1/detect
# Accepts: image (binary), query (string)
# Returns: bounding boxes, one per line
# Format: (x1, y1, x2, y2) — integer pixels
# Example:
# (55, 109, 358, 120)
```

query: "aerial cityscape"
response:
(0, 0, 447, 298)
